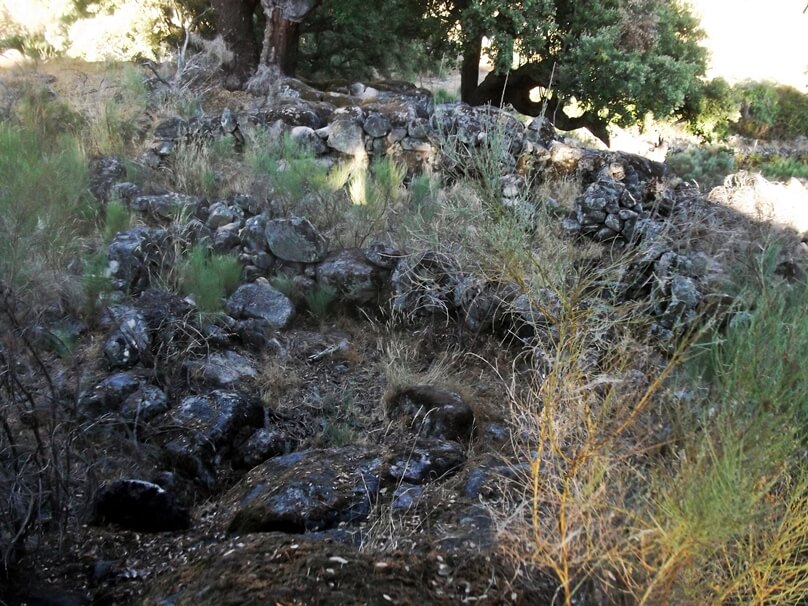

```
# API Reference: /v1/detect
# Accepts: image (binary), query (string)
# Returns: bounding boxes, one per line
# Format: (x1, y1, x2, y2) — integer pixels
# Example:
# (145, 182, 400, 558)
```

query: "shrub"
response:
(666, 146, 736, 191)
(433, 88, 458, 105)
(733, 82, 808, 140)
(682, 77, 740, 142)
(757, 155, 808, 181)
(0, 121, 93, 296)
(179, 245, 241, 313)
(305, 283, 338, 320)
(103, 198, 133, 242)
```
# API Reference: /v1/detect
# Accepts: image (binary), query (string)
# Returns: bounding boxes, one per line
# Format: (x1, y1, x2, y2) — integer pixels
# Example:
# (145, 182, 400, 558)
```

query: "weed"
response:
(305, 283, 338, 320)
(81, 251, 113, 317)
(179, 244, 241, 313)
(667, 145, 736, 191)
(433, 88, 458, 104)
(103, 198, 133, 242)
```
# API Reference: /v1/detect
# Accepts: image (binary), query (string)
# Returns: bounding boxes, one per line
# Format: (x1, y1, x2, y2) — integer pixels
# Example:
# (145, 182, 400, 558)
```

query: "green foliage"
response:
(103, 198, 133, 242)
(305, 283, 338, 320)
(179, 244, 241, 313)
(298, 0, 442, 80)
(739, 154, 808, 181)
(666, 146, 735, 190)
(0, 117, 92, 292)
(432, 88, 458, 105)
(248, 133, 330, 205)
(681, 77, 740, 142)
(81, 250, 113, 316)
(734, 82, 808, 140)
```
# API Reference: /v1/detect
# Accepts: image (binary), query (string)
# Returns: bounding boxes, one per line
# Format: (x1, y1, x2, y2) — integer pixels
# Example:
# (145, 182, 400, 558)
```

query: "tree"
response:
(436, 0, 708, 145)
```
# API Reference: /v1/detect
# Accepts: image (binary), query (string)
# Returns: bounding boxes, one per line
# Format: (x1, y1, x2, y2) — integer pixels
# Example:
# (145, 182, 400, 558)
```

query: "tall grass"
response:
(0, 121, 93, 294)
(179, 244, 241, 313)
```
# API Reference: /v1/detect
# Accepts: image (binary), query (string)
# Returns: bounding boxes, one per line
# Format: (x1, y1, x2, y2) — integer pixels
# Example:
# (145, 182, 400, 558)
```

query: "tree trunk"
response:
(260, 0, 319, 76)
(211, 0, 260, 88)
(460, 32, 483, 104)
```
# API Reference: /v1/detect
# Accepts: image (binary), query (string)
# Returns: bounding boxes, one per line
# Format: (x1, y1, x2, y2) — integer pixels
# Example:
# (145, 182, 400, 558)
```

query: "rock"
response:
(78, 371, 144, 419)
(120, 384, 169, 424)
(231, 193, 262, 215)
(226, 282, 295, 329)
(89, 156, 127, 203)
(163, 434, 217, 490)
(316, 249, 381, 304)
(290, 125, 328, 154)
(386, 385, 475, 443)
(172, 390, 264, 449)
(391, 483, 424, 511)
(385, 438, 466, 484)
(265, 216, 328, 263)
(327, 118, 365, 155)
(464, 460, 530, 500)
(107, 227, 168, 293)
(512, 289, 562, 333)
(108, 181, 142, 206)
(102, 307, 151, 369)
(363, 113, 391, 138)
(391, 252, 459, 317)
(240, 215, 269, 252)
(234, 427, 293, 469)
(185, 350, 258, 389)
(364, 242, 400, 269)
(91, 479, 189, 532)
(213, 222, 242, 251)
(207, 201, 238, 229)
(130, 193, 204, 220)
(227, 447, 384, 534)
(456, 280, 520, 333)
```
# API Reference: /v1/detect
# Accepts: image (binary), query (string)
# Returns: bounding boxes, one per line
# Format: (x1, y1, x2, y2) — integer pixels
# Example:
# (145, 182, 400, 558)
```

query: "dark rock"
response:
(212, 223, 242, 252)
(227, 446, 383, 534)
(290, 125, 328, 154)
(163, 434, 217, 490)
(109, 181, 142, 206)
(391, 252, 459, 317)
(363, 113, 391, 138)
(327, 118, 365, 155)
(78, 371, 144, 419)
(391, 483, 424, 511)
(364, 242, 400, 269)
(185, 350, 258, 389)
(464, 460, 529, 500)
(231, 193, 262, 215)
(102, 307, 151, 369)
(240, 215, 269, 252)
(234, 427, 293, 469)
(91, 479, 189, 532)
(130, 193, 204, 220)
(107, 227, 168, 293)
(316, 249, 381, 304)
(456, 280, 520, 332)
(265, 216, 328, 263)
(120, 384, 169, 424)
(385, 438, 466, 484)
(89, 156, 127, 203)
(207, 201, 239, 229)
(226, 281, 295, 329)
(172, 390, 264, 448)
(387, 385, 475, 442)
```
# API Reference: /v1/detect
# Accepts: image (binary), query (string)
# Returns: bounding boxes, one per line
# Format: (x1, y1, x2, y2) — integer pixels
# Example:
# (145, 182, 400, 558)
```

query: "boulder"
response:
(120, 384, 169, 424)
(363, 113, 391, 138)
(391, 252, 459, 317)
(265, 216, 328, 263)
(385, 438, 466, 484)
(91, 479, 189, 532)
(233, 427, 294, 469)
(290, 125, 328, 154)
(316, 249, 381, 304)
(226, 282, 295, 329)
(89, 156, 127, 203)
(327, 118, 365, 155)
(78, 371, 144, 419)
(386, 385, 475, 443)
(102, 307, 151, 369)
(172, 390, 264, 449)
(185, 350, 258, 389)
(130, 193, 204, 220)
(227, 447, 384, 534)
(107, 227, 168, 293)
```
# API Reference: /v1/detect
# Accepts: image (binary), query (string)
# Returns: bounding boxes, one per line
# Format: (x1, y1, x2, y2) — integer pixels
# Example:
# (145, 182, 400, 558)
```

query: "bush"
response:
(666, 146, 736, 190)
(0, 121, 93, 295)
(682, 77, 740, 142)
(179, 245, 241, 313)
(733, 82, 808, 140)
(305, 283, 338, 320)
(102, 198, 133, 242)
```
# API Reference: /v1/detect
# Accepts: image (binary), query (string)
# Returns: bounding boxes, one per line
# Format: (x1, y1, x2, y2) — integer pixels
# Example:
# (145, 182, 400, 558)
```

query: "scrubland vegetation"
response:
(1, 4, 807, 602)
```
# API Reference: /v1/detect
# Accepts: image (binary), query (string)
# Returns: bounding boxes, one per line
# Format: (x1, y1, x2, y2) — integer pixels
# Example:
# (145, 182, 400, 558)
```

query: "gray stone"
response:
(265, 216, 328, 263)
(103, 307, 151, 369)
(391, 483, 423, 511)
(327, 118, 365, 155)
(316, 249, 380, 304)
(386, 385, 475, 443)
(173, 390, 264, 448)
(226, 281, 295, 329)
(120, 384, 169, 424)
(290, 125, 328, 154)
(363, 113, 391, 138)
(364, 242, 400, 269)
(227, 446, 384, 534)
(234, 427, 293, 469)
(207, 202, 237, 229)
(107, 227, 168, 293)
(186, 350, 258, 388)
(385, 438, 466, 484)
(240, 215, 269, 252)
(78, 371, 143, 419)
(130, 193, 204, 220)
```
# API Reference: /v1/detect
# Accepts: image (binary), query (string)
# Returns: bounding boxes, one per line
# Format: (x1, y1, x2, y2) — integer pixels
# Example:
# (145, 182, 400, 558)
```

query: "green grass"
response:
(666, 145, 736, 190)
(0, 121, 93, 293)
(103, 198, 133, 242)
(305, 283, 338, 320)
(179, 244, 242, 313)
